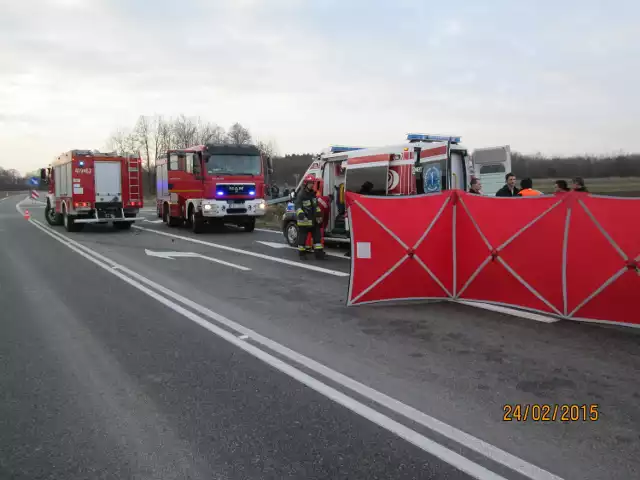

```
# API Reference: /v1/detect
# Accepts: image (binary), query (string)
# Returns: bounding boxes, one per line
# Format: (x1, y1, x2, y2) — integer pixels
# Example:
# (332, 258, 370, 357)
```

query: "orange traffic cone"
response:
(24, 209, 30, 220)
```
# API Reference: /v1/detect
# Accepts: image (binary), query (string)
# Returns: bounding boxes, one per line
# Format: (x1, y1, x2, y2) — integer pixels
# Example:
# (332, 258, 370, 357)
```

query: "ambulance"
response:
(281, 133, 511, 247)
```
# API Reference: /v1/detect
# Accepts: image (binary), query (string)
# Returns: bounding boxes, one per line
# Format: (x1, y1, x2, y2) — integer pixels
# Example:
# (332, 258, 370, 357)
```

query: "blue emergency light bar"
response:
(329, 145, 366, 154)
(407, 133, 461, 144)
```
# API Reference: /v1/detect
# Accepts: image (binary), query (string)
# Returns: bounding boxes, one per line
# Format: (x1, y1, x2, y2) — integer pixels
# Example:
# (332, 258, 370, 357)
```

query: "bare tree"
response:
(227, 122, 252, 145)
(173, 115, 198, 148)
(106, 128, 128, 155)
(123, 132, 139, 157)
(256, 139, 277, 160)
(135, 115, 153, 171)
(157, 116, 174, 152)
(208, 125, 227, 144)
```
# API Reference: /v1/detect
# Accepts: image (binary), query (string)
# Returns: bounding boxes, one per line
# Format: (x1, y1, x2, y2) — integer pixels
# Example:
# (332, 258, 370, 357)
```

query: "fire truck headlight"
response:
(258, 201, 266, 210)
(204, 204, 212, 211)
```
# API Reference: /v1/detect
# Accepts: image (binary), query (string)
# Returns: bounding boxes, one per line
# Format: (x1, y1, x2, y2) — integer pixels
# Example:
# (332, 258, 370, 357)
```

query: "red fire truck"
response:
(41, 150, 144, 232)
(155, 143, 273, 233)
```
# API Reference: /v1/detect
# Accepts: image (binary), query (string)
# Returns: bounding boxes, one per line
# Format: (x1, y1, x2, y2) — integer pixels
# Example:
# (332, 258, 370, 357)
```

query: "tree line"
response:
(105, 115, 640, 193)
(0, 167, 30, 191)
(3, 114, 638, 193)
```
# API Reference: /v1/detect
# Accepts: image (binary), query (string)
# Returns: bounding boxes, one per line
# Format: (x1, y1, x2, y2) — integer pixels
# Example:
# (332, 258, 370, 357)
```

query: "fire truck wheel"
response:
(45, 202, 62, 226)
(243, 218, 256, 232)
(63, 209, 83, 232)
(189, 207, 205, 234)
(284, 221, 299, 246)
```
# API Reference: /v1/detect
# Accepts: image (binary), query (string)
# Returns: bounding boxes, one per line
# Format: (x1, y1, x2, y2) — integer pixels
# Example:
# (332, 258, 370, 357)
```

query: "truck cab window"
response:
(192, 154, 201, 175)
(169, 154, 179, 171)
(185, 153, 194, 174)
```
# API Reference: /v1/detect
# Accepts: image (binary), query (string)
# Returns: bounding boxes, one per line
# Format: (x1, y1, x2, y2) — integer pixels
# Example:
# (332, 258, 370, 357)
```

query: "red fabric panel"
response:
(347, 193, 453, 304)
(415, 196, 454, 295)
(573, 271, 639, 325)
(565, 200, 624, 315)
(456, 192, 565, 314)
(455, 197, 491, 295)
(355, 257, 450, 304)
(347, 195, 408, 303)
(459, 260, 557, 313)
(567, 195, 640, 324)
(459, 192, 560, 248)
(497, 201, 567, 314)
(580, 196, 640, 261)
(346, 190, 640, 327)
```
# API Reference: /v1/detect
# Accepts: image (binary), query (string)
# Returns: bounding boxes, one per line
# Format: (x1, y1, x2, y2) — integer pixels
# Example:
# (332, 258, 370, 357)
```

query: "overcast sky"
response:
(1, 0, 638, 174)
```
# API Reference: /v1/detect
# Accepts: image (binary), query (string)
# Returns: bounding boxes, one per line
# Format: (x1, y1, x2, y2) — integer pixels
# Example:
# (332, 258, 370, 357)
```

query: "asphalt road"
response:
(1, 195, 639, 480)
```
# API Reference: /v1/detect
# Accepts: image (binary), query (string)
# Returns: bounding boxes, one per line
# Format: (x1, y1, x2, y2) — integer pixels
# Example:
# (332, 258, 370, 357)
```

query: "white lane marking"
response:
(144, 219, 164, 224)
(255, 228, 280, 234)
(144, 249, 250, 271)
(457, 301, 560, 323)
(132, 225, 349, 278)
(238, 334, 249, 340)
(23, 216, 510, 480)
(256, 240, 349, 259)
(18, 199, 562, 480)
(256, 240, 289, 249)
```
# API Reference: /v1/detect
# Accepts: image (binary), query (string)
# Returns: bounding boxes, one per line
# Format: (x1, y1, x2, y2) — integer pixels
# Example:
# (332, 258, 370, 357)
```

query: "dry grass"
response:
(532, 177, 640, 196)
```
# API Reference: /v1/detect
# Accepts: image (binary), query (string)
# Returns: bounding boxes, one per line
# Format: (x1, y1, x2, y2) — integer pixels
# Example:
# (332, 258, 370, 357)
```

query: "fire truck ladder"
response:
(127, 156, 141, 205)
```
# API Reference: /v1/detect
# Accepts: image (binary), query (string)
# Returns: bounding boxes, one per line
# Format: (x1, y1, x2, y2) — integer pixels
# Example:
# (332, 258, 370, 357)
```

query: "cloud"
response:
(0, 0, 639, 173)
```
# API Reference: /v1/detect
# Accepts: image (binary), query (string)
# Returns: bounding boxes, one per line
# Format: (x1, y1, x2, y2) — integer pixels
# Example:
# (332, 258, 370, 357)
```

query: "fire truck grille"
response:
(227, 208, 247, 214)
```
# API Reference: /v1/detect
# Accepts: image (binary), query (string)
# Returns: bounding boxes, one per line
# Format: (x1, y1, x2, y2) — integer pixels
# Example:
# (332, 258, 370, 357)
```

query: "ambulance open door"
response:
(471, 146, 512, 196)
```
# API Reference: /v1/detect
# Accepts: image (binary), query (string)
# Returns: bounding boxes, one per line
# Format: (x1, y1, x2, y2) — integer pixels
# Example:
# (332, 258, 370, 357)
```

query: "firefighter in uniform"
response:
(295, 175, 325, 260)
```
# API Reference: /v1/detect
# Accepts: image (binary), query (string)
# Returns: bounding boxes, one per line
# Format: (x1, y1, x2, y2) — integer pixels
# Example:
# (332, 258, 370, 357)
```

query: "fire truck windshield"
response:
(205, 154, 261, 176)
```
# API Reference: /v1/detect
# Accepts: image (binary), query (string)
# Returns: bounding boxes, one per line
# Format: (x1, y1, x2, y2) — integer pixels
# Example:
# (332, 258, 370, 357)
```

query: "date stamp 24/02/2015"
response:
(503, 404, 600, 422)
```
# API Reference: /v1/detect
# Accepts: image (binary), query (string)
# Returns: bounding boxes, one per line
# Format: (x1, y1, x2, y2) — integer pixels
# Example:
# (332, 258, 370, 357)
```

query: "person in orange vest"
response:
(518, 178, 543, 196)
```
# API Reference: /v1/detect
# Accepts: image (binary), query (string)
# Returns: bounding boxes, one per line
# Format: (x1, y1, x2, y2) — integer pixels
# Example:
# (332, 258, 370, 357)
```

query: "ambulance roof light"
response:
(406, 133, 461, 144)
(329, 145, 366, 154)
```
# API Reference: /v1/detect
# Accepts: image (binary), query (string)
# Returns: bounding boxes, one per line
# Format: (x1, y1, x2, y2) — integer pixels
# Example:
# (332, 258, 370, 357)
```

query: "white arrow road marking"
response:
(256, 240, 289, 249)
(144, 249, 251, 271)
(256, 240, 349, 259)
(134, 226, 350, 277)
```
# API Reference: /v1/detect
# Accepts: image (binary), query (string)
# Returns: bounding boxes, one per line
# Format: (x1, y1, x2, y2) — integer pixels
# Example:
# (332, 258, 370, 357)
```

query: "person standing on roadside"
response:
(496, 173, 520, 197)
(295, 175, 325, 260)
(468, 177, 482, 194)
(554, 180, 571, 193)
(518, 178, 543, 196)
(572, 177, 589, 192)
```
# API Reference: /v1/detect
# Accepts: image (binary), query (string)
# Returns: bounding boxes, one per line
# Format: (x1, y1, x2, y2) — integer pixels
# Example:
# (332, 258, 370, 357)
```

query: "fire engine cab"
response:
(41, 150, 144, 232)
(282, 133, 511, 247)
(155, 143, 273, 233)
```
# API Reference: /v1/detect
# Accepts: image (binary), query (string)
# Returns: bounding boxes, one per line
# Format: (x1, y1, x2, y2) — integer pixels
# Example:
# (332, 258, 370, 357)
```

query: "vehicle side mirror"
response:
(40, 168, 47, 180)
(290, 191, 295, 200)
(267, 167, 274, 175)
